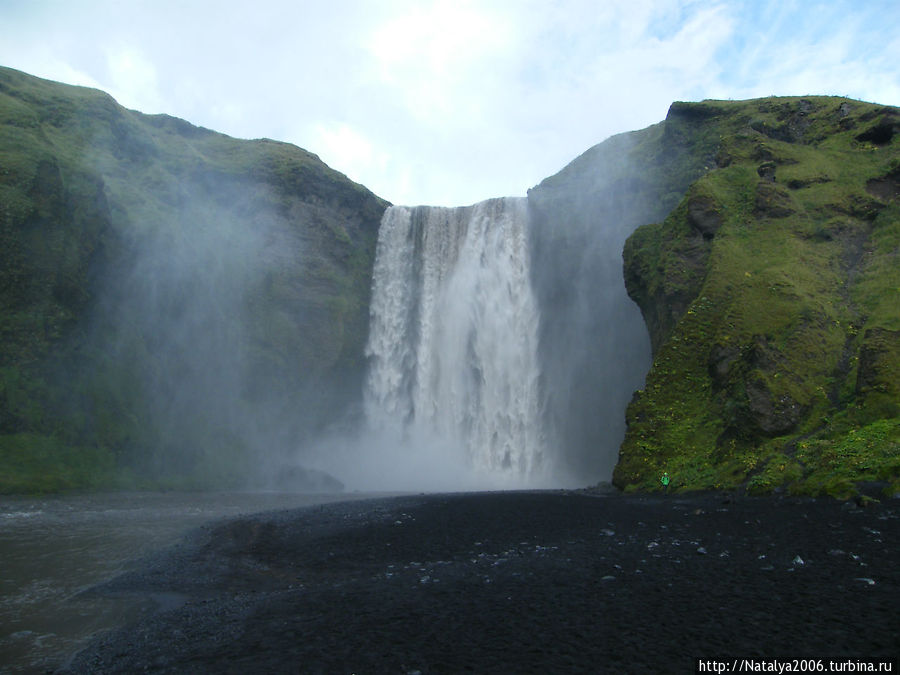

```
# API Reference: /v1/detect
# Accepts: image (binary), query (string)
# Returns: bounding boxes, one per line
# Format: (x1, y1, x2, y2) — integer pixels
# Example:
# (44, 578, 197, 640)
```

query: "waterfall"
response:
(364, 197, 548, 486)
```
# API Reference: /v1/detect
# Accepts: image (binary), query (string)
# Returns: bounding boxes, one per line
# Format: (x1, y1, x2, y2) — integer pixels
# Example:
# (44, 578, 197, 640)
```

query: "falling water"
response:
(364, 198, 548, 486)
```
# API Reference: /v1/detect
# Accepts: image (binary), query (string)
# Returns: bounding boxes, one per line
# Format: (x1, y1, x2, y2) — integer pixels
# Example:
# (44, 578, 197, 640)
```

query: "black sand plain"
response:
(62, 491, 898, 673)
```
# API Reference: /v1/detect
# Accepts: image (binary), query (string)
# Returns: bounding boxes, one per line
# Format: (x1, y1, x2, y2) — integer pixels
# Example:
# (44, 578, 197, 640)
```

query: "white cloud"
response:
(366, 0, 513, 123)
(311, 122, 391, 187)
(0, 0, 898, 206)
(104, 44, 162, 112)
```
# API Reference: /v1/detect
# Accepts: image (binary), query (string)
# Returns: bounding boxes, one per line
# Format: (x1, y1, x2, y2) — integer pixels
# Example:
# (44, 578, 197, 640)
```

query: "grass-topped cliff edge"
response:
(614, 96, 900, 498)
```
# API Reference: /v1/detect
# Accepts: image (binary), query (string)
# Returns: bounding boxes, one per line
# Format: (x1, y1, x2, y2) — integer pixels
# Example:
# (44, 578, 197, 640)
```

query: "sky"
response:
(1, 0, 898, 207)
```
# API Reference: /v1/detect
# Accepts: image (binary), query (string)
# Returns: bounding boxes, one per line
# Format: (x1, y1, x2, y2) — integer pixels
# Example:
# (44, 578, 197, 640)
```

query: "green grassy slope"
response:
(614, 97, 900, 497)
(3, 66, 896, 497)
(0, 67, 387, 492)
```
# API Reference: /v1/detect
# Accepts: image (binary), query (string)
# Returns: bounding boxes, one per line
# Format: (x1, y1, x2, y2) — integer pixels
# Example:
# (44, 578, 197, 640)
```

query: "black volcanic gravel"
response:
(61, 491, 899, 673)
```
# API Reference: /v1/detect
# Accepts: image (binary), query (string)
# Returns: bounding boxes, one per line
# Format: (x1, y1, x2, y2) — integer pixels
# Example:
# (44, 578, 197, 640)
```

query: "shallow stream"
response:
(0, 491, 371, 673)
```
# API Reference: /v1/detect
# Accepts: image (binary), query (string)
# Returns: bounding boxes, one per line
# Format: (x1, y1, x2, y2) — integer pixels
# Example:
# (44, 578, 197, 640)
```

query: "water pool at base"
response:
(0, 491, 381, 673)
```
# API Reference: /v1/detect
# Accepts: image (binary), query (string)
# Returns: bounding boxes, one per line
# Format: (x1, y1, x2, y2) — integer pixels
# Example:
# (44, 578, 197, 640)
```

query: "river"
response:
(0, 491, 378, 673)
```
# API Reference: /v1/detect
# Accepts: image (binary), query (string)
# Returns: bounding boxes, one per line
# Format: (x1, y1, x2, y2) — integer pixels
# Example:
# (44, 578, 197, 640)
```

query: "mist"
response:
(88, 175, 274, 481)
(62, 111, 673, 494)
(524, 127, 718, 483)
(316, 135, 665, 491)
(70, 142, 377, 491)
(528, 135, 654, 483)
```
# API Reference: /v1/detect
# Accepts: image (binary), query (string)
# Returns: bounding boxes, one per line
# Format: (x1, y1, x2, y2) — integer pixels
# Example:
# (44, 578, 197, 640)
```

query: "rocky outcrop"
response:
(687, 194, 724, 239)
(623, 193, 713, 355)
(854, 110, 898, 145)
(615, 96, 900, 496)
(709, 335, 808, 437)
(865, 166, 900, 202)
(753, 182, 794, 218)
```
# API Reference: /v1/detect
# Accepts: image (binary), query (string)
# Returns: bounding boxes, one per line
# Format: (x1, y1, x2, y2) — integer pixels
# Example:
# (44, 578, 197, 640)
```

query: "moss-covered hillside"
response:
(613, 97, 900, 497)
(0, 67, 387, 492)
(2, 65, 896, 497)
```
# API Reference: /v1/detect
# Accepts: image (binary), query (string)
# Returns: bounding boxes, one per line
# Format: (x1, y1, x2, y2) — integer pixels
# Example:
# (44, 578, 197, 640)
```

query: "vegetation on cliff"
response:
(614, 97, 900, 497)
(2, 65, 896, 498)
(0, 67, 387, 492)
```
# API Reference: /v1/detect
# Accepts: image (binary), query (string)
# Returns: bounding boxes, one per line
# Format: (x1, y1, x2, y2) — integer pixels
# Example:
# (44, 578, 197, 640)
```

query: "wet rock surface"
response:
(62, 492, 899, 673)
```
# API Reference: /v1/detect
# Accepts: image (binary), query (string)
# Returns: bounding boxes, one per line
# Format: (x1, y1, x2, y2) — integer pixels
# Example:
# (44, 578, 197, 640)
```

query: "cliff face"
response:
(0, 67, 387, 491)
(2, 65, 897, 497)
(613, 97, 900, 497)
(526, 122, 713, 480)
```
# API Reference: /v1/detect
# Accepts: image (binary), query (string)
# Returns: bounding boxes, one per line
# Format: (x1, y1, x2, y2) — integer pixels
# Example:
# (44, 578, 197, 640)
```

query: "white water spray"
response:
(361, 197, 550, 488)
